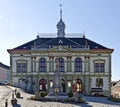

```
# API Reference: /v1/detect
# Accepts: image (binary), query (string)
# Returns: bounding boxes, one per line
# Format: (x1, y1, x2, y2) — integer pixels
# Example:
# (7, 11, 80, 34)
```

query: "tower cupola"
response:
(57, 4, 65, 38)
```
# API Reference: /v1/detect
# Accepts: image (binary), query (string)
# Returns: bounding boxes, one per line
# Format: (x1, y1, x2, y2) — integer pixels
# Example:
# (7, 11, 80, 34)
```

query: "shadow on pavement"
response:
(84, 96, 120, 106)
(13, 104, 21, 107)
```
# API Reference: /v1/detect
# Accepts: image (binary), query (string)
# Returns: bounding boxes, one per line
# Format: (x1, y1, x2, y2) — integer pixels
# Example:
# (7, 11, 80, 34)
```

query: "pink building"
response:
(0, 62, 10, 82)
(111, 80, 120, 98)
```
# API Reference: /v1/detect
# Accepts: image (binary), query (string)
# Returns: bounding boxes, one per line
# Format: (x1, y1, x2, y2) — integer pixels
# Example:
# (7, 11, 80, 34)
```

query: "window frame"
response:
(16, 60, 27, 73)
(94, 60, 105, 73)
(74, 58, 82, 72)
(39, 58, 47, 72)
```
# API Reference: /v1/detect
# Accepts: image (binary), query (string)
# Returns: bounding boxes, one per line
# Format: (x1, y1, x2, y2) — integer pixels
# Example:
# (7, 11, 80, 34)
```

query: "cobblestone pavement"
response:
(0, 86, 120, 107)
(0, 86, 12, 106)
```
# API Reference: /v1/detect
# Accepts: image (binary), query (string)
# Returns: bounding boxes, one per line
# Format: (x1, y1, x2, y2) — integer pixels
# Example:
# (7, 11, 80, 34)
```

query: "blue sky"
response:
(0, 0, 119, 81)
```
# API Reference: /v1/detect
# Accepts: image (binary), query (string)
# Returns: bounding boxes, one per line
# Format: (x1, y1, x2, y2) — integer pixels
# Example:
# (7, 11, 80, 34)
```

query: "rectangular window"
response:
(96, 78, 103, 87)
(17, 61, 27, 73)
(94, 63, 104, 72)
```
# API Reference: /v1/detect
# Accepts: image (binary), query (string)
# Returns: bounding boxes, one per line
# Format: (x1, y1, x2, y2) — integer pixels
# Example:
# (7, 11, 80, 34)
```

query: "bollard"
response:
(5, 99, 8, 107)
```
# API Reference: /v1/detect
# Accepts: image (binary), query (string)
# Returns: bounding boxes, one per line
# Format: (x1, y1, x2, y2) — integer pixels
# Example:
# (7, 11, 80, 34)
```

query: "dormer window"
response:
(58, 40, 63, 44)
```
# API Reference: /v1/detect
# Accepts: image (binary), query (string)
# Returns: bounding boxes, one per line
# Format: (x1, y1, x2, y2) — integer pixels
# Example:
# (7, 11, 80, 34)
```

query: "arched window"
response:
(39, 58, 47, 72)
(72, 78, 83, 93)
(75, 58, 82, 72)
(55, 58, 64, 72)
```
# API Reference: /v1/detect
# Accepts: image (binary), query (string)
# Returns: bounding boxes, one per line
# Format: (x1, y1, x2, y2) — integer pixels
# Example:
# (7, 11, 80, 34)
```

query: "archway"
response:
(39, 78, 47, 92)
(75, 78, 83, 93)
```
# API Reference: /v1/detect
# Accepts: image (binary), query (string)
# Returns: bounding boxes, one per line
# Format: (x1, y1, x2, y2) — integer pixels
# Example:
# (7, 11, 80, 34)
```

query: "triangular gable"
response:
(49, 45, 72, 52)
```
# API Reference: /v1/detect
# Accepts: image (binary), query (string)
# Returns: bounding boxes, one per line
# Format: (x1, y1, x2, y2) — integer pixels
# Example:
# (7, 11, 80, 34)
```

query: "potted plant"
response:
(68, 90, 73, 98)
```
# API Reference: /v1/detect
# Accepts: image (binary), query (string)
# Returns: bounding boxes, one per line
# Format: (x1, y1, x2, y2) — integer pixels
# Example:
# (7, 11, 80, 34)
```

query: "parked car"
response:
(0, 80, 10, 85)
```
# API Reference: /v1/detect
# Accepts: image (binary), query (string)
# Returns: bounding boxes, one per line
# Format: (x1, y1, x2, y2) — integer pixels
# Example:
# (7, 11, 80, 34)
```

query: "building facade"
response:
(111, 80, 120, 98)
(0, 62, 10, 82)
(7, 12, 113, 96)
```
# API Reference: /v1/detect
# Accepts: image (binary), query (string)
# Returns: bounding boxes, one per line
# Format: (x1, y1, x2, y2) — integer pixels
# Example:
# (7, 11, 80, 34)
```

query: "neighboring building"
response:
(7, 10, 114, 96)
(0, 62, 10, 82)
(111, 80, 120, 98)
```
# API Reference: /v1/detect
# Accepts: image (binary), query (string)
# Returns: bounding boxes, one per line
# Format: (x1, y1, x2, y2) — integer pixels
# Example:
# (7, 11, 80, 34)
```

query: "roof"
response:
(0, 62, 10, 70)
(114, 80, 120, 87)
(7, 34, 114, 52)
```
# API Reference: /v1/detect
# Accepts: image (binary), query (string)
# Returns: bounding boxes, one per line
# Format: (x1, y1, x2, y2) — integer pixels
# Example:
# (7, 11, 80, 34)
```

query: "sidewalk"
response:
(5, 86, 120, 107)
(6, 86, 81, 107)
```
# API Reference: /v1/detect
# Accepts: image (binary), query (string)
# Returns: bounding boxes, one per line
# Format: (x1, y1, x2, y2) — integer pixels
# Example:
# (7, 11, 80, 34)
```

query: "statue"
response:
(53, 59, 62, 94)
(55, 59, 59, 71)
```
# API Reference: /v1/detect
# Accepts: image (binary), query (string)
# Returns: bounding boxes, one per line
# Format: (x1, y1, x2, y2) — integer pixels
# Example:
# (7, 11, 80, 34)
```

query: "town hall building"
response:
(7, 9, 114, 96)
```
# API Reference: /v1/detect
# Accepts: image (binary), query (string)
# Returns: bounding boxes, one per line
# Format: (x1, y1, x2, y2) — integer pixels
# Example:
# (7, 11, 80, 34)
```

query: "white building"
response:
(7, 10, 114, 96)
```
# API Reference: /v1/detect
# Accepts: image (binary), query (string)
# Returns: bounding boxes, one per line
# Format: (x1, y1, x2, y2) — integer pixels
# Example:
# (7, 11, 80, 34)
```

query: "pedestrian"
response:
(15, 88, 17, 94)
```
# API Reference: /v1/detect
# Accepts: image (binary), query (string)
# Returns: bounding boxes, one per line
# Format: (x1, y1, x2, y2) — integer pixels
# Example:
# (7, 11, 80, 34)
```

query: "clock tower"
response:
(57, 4, 65, 38)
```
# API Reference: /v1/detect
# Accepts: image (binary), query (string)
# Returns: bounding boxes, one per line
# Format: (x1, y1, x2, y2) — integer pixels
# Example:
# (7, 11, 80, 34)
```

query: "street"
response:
(0, 86, 120, 107)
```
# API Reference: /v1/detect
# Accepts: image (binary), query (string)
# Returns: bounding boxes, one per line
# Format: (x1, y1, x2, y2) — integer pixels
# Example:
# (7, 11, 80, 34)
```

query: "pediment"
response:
(49, 45, 72, 52)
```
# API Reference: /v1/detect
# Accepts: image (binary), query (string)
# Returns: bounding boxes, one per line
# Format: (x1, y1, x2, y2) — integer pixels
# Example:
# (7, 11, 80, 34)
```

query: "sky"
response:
(0, 0, 120, 81)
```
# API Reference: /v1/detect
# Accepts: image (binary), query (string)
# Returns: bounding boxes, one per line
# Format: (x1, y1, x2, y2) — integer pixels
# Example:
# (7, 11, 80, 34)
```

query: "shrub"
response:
(68, 90, 73, 98)
(34, 92, 41, 100)
(78, 97, 86, 103)
(40, 91, 47, 97)
(108, 96, 120, 102)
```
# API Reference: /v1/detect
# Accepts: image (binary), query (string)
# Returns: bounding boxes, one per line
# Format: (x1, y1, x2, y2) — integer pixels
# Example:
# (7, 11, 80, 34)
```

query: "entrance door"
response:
(76, 78, 83, 93)
(39, 78, 47, 92)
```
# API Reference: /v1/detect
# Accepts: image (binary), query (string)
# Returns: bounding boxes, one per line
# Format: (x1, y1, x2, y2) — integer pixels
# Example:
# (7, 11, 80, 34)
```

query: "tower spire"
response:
(60, 4, 62, 20)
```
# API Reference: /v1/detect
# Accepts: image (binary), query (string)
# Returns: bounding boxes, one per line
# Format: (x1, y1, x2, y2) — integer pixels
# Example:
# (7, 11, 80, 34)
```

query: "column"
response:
(49, 56, 54, 72)
(66, 56, 72, 72)
(84, 56, 90, 95)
